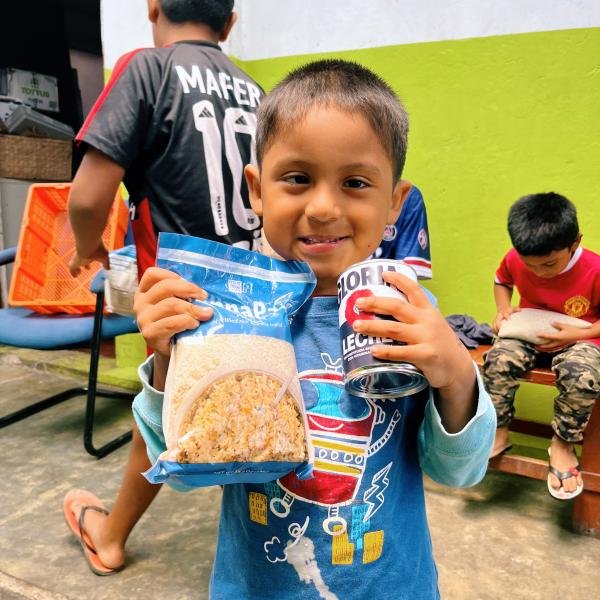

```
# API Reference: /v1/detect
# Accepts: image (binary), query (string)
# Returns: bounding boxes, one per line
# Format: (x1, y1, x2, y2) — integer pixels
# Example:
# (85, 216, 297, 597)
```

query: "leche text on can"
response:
(337, 259, 428, 398)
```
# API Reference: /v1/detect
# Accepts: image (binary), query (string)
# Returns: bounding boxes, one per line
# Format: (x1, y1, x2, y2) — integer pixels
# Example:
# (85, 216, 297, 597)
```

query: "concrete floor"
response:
(0, 346, 598, 599)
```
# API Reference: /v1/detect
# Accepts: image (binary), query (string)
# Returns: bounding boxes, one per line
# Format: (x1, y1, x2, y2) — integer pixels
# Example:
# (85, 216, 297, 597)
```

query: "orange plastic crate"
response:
(8, 183, 129, 314)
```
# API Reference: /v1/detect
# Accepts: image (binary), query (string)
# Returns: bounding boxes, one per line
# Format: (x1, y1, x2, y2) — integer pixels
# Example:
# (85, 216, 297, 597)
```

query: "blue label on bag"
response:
(157, 233, 316, 343)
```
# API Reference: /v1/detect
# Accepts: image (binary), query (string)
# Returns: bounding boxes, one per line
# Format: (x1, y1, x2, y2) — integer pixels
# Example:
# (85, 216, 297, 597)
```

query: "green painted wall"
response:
(237, 28, 600, 325)
(105, 29, 598, 429)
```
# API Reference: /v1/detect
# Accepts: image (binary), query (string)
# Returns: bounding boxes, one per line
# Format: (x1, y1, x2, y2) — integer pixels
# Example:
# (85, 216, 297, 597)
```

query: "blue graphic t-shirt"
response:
(206, 296, 495, 599)
(134, 296, 495, 599)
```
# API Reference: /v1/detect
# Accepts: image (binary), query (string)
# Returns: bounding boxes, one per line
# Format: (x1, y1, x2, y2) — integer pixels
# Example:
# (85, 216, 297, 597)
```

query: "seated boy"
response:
(484, 192, 600, 500)
(133, 59, 496, 599)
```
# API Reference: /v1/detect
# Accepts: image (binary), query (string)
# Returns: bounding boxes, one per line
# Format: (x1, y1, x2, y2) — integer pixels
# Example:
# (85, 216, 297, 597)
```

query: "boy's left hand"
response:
(535, 322, 584, 351)
(352, 271, 474, 392)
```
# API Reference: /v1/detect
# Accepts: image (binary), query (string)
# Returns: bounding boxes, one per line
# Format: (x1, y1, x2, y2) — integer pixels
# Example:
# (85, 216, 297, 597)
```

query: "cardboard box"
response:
(0, 134, 71, 181)
(0, 68, 59, 113)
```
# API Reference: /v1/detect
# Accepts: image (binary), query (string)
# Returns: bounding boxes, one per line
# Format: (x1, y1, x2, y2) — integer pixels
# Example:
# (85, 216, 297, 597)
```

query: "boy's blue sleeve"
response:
(418, 363, 496, 487)
(133, 355, 198, 493)
(132, 355, 167, 464)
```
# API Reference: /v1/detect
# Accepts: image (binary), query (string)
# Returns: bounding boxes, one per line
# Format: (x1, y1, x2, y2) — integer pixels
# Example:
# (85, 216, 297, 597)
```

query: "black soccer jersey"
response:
(76, 40, 263, 275)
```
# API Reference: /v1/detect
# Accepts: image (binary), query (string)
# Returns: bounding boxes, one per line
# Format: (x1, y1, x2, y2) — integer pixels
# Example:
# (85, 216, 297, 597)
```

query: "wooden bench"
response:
(470, 345, 600, 537)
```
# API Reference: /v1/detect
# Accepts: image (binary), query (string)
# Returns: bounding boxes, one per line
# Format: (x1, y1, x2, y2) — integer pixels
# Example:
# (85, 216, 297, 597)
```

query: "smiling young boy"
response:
(484, 192, 600, 500)
(132, 59, 495, 599)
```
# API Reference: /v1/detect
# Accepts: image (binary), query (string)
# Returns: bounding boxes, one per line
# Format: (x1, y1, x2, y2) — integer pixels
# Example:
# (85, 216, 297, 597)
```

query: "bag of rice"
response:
(497, 307, 592, 345)
(144, 233, 316, 488)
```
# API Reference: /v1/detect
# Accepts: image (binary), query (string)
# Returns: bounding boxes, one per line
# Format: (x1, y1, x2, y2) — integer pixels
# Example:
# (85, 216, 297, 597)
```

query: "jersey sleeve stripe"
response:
(76, 49, 146, 143)
(402, 257, 432, 279)
(494, 277, 513, 287)
(403, 257, 432, 269)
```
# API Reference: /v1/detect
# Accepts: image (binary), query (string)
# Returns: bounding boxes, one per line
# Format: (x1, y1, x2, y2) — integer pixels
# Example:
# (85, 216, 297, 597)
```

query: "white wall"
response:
(101, 0, 232, 68)
(230, 0, 600, 60)
(101, 0, 152, 69)
(101, 0, 600, 67)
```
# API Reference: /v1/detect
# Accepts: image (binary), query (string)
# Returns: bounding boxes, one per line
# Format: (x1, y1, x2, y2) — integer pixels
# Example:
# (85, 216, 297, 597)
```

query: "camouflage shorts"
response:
(483, 338, 600, 442)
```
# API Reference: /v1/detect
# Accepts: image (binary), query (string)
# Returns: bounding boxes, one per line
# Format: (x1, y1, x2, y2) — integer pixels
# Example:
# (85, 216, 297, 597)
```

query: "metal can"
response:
(337, 259, 428, 398)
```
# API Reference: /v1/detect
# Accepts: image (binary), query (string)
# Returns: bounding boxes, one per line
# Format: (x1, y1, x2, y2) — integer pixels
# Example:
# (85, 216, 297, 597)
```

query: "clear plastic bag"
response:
(144, 233, 316, 488)
(105, 245, 137, 315)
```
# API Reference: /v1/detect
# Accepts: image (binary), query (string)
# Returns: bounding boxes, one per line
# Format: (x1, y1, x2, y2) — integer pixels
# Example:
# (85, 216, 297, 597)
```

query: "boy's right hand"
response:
(492, 306, 520, 333)
(133, 267, 213, 358)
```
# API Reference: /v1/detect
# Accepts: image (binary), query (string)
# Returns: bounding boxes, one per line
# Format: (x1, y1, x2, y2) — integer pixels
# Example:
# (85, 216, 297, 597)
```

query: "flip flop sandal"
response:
(547, 448, 584, 501)
(63, 489, 124, 576)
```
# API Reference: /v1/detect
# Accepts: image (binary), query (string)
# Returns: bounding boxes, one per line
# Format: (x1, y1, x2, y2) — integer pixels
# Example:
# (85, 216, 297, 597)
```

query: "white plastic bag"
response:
(498, 307, 592, 345)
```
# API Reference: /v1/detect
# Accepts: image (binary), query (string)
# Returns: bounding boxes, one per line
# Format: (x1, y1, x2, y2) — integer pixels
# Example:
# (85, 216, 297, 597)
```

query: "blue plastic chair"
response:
(0, 247, 138, 458)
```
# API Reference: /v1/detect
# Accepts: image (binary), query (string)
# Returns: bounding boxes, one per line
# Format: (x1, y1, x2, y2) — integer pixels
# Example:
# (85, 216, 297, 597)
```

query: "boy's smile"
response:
(246, 106, 408, 295)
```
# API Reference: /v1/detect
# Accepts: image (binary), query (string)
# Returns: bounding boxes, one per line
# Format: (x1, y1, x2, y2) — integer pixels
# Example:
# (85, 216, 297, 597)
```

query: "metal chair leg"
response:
(0, 386, 86, 428)
(82, 288, 134, 458)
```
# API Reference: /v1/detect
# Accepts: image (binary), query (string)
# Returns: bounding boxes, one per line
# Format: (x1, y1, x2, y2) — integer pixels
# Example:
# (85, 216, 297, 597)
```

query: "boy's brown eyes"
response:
(344, 179, 369, 188)
(279, 175, 369, 188)
(282, 174, 310, 185)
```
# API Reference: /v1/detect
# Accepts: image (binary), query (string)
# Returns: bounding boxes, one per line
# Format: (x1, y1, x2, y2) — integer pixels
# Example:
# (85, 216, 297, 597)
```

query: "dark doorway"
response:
(0, 0, 102, 134)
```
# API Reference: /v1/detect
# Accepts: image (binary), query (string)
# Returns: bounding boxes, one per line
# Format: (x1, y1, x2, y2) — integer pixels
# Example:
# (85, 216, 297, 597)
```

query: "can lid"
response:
(345, 363, 428, 398)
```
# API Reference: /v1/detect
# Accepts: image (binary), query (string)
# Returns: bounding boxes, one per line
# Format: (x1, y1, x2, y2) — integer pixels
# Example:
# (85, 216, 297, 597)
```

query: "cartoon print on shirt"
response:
(267, 352, 401, 542)
(263, 518, 341, 599)
(286, 535, 338, 600)
(264, 516, 311, 563)
(363, 462, 392, 521)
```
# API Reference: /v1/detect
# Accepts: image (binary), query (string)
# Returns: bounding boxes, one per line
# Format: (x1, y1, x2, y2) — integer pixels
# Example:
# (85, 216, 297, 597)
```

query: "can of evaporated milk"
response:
(337, 259, 429, 398)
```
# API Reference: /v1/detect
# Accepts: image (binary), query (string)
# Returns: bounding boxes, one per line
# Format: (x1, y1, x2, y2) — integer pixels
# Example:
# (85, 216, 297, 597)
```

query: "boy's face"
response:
(246, 106, 409, 295)
(519, 241, 580, 279)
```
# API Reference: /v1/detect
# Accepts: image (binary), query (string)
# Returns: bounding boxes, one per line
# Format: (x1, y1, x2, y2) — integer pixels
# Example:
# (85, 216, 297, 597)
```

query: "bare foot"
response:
(490, 426, 511, 458)
(71, 498, 126, 570)
(548, 436, 582, 495)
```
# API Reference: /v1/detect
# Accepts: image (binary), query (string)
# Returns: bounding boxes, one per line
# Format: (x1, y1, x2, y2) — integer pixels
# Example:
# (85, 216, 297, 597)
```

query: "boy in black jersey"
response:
(64, 0, 263, 575)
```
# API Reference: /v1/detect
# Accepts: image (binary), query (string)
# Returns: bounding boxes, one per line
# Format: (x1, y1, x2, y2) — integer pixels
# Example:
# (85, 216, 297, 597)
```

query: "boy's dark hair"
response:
(508, 192, 579, 256)
(255, 59, 409, 181)
(159, 0, 233, 32)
